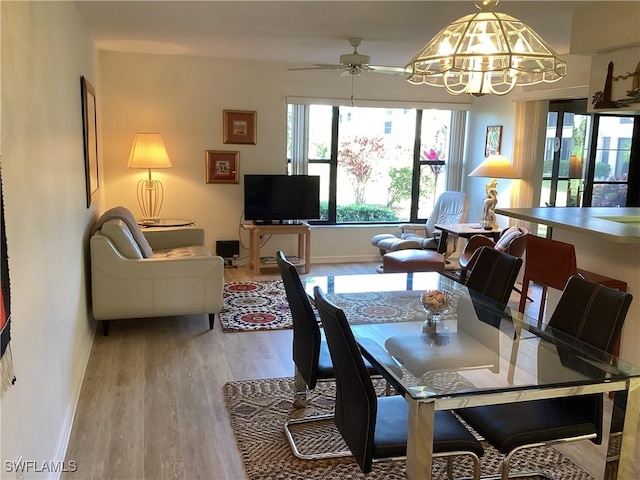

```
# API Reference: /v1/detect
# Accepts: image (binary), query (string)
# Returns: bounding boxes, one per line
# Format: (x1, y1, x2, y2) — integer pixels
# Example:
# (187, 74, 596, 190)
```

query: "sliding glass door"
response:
(542, 99, 591, 209)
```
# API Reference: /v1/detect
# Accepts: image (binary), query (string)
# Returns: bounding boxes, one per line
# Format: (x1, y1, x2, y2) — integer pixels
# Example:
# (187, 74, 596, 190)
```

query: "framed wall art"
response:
(81, 76, 99, 207)
(206, 150, 239, 184)
(484, 125, 503, 157)
(223, 110, 256, 145)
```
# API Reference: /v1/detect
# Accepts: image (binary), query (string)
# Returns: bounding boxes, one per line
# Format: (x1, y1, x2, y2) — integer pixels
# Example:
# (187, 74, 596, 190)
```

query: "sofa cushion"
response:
(153, 246, 212, 258)
(101, 219, 144, 259)
(92, 206, 154, 258)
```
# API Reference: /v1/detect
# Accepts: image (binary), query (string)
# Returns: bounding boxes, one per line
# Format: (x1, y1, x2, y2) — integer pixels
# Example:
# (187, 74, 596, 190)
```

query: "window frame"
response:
(288, 103, 464, 226)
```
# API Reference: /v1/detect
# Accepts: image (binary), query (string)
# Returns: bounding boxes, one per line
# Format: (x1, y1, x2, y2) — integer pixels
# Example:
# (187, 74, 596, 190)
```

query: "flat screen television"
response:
(244, 174, 321, 223)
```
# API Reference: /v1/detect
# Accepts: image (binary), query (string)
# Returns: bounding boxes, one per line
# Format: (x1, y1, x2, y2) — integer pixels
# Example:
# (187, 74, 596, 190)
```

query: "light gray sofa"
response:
(90, 207, 224, 335)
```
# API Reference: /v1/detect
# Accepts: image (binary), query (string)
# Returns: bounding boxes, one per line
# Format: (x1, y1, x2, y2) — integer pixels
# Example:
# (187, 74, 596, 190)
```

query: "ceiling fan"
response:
(288, 38, 407, 77)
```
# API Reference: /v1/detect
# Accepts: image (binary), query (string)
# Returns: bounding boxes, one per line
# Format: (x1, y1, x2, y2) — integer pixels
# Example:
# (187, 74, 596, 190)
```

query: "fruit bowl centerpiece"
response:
(421, 290, 450, 333)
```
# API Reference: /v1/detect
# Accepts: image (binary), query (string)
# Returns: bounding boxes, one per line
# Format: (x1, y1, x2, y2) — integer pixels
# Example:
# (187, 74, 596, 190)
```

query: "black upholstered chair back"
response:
(545, 276, 632, 445)
(466, 247, 523, 308)
(314, 286, 378, 473)
(549, 275, 632, 354)
(276, 251, 322, 389)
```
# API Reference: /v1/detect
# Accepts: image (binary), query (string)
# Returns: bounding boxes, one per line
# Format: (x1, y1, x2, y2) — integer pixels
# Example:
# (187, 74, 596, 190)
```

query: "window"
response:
(585, 115, 637, 207)
(287, 103, 462, 224)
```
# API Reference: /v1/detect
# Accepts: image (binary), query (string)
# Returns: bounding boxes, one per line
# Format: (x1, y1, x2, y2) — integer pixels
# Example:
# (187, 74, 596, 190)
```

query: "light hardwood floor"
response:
(64, 261, 638, 479)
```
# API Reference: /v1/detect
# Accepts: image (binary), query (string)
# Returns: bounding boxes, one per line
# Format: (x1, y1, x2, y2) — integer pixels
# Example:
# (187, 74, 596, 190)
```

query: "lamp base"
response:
(480, 220, 496, 230)
(140, 217, 162, 225)
(136, 178, 164, 221)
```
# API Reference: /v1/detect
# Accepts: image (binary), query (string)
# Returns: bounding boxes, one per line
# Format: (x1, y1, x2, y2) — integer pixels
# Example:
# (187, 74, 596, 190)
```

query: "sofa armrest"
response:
(142, 227, 206, 250)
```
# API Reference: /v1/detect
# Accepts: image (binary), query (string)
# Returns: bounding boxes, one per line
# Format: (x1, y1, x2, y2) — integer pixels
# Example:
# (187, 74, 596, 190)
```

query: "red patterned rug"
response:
(220, 280, 441, 333)
(220, 280, 292, 332)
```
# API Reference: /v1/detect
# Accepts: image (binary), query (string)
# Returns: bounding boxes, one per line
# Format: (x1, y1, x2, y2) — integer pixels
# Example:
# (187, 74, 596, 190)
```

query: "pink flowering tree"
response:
(338, 136, 386, 205)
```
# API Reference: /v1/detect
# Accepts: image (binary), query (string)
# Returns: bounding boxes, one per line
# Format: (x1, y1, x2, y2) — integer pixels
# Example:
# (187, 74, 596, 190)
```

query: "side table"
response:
(138, 218, 195, 228)
(241, 222, 311, 273)
(434, 222, 501, 253)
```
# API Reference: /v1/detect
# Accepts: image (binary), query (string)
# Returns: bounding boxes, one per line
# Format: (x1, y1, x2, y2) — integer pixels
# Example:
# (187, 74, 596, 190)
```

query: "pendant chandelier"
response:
(405, 0, 567, 96)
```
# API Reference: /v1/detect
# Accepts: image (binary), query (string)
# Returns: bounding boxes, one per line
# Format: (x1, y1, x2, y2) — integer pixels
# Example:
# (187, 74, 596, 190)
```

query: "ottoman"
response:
(382, 249, 445, 273)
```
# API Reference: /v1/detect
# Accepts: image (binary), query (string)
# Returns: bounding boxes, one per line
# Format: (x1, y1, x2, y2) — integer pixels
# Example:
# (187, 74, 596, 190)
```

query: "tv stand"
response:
(241, 222, 311, 273)
(253, 220, 305, 225)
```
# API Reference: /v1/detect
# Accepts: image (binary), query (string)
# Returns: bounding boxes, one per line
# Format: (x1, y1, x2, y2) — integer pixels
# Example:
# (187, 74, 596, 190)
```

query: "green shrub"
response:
(594, 162, 611, 180)
(319, 202, 399, 222)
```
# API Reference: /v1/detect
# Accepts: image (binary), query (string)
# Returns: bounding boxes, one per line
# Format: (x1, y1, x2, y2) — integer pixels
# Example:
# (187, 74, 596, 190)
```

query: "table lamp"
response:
(469, 154, 520, 229)
(127, 133, 172, 222)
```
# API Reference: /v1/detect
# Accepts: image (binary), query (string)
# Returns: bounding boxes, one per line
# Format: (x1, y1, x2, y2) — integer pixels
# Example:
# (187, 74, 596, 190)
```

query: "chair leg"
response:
(518, 279, 530, 313)
(102, 320, 110, 336)
(293, 366, 308, 408)
(208, 313, 215, 330)
(459, 269, 468, 283)
(512, 285, 533, 302)
(537, 285, 548, 328)
(284, 414, 353, 460)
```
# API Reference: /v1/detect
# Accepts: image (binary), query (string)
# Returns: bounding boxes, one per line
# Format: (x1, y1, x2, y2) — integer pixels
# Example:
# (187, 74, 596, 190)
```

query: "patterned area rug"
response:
(220, 280, 451, 332)
(220, 280, 292, 332)
(224, 376, 595, 480)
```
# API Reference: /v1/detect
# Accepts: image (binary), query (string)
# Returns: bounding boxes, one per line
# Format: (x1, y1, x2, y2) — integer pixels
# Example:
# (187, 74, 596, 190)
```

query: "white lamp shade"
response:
(127, 133, 172, 169)
(469, 154, 520, 179)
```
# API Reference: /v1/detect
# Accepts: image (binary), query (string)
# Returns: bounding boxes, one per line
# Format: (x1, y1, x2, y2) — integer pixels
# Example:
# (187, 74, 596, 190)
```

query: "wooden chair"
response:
(518, 235, 627, 327)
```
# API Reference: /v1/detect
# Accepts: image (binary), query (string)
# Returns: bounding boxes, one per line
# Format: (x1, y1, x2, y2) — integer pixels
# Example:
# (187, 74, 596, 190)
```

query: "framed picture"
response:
(223, 110, 256, 145)
(485, 125, 503, 157)
(81, 76, 99, 207)
(206, 150, 239, 184)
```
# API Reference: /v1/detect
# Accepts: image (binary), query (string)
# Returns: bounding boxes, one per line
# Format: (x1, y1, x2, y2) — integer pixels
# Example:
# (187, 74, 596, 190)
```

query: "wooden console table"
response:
(241, 222, 311, 273)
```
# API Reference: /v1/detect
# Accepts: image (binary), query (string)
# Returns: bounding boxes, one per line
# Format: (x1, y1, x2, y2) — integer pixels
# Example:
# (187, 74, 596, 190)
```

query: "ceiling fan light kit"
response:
(404, 0, 567, 96)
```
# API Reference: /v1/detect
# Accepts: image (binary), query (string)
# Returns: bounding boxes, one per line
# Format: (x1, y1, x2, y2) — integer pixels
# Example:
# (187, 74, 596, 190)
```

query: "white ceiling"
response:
(74, 0, 596, 69)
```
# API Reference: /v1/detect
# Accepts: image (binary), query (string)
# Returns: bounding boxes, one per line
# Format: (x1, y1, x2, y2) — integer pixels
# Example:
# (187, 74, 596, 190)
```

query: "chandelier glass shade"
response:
(405, 1, 567, 96)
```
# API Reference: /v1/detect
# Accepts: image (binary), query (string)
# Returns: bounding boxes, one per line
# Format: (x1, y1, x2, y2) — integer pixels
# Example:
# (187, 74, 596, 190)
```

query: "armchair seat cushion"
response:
(376, 235, 439, 252)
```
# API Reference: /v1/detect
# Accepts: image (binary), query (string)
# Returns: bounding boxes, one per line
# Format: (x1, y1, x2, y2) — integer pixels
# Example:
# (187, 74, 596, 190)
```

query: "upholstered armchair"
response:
(90, 206, 224, 335)
(370, 191, 468, 258)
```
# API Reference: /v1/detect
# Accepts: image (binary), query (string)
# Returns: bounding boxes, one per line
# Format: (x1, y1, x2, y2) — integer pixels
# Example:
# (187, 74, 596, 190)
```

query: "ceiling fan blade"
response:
(287, 63, 348, 72)
(369, 65, 408, 76)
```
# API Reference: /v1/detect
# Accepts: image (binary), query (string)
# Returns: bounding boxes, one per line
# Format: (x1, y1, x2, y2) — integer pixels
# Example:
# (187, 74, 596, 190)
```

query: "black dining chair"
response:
(276, 251, 402, 460)
(457, 275, 633, 480)
(313, 285, 485, 478)
(465, 246, 523, 310)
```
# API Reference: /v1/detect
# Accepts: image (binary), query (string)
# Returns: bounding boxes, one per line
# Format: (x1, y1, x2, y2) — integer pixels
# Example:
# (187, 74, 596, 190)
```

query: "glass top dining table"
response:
(303, 271, 640, 480)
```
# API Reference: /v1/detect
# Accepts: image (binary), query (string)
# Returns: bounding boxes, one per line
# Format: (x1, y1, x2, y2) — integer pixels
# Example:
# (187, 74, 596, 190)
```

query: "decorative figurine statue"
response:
(481, 180, 498, 229)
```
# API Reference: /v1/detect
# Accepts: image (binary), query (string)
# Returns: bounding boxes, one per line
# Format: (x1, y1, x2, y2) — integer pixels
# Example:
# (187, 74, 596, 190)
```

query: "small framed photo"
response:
(206, 150, 239, 184)
(81, 76, 99, 207)
(223, 109, 256, 145)
(485, 125, 503, 157)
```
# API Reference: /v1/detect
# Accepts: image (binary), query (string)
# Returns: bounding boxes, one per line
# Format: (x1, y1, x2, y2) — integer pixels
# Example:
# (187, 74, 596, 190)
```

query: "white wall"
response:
(462, 96, 518, 227)
(98, 51, 475, 264)
(98, 51, 592, 264)
(0, 3, 99, 478)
